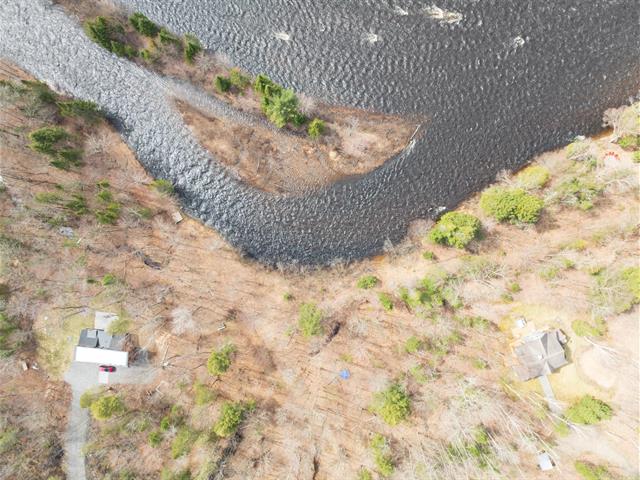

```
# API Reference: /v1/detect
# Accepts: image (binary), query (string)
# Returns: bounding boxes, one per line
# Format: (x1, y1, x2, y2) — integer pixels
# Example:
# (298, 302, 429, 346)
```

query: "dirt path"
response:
(63, 362, 159, 480)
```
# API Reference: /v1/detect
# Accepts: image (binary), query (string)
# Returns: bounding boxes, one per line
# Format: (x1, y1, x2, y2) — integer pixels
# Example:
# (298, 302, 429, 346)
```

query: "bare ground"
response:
(0, 65, 638, 480)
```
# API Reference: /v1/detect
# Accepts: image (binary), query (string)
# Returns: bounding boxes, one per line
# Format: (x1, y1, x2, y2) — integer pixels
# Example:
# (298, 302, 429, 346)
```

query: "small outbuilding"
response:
(513, 330, 568, 381)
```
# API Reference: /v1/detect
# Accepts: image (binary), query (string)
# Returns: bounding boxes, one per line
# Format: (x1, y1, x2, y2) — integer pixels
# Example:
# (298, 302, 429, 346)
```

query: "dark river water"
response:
(1, 0, 638, 264)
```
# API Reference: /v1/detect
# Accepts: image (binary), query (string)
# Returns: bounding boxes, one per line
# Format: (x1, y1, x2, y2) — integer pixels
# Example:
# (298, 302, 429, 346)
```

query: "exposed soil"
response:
(54, 0, 419, 194)
(1, 64, 638, 480)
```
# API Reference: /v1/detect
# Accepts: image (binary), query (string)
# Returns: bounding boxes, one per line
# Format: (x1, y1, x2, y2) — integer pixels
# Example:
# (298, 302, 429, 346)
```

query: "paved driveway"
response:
(63, 362, 158, 480)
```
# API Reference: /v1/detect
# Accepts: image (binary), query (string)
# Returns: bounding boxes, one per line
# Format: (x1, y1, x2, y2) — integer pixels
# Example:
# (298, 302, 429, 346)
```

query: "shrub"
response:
(357, 468, 373, 480)
(213, 401, 249, 437)
(51, 148, 83, 170)
(84, 17, 115, 51)
(22, 80, 57, 104)
(357, 275, 379, 289)
(171, 427, 198, 458)
(193, 381, 215, 405)
(372, 383, 411, 426)
(95, 202, 121, 224)
(159, 28, 180, 45)
(404, 336, 424, 354)
(253, 74, 282, 98)
(571, 318, 607, 338)
(214, 75, 231, 93)
(307, 118, 325, 139)
(151, 178, 174, 195)
(207, 343, 236, 376)
(298, 303, 324, 337)
(565, 395, 613, 425)
(129, 12, 159, 37)
(370, 433, 394, 477)
(101, 273, 117, 286)
(633, 151, 640, 163)
(229, 68, 251, 90)
(428, 211, 481, 248)
(574, 460, 614, 480)
(35, 192, 62, 204)
(621, 266, 640, 302)
(90, 395, 125, 420)
(447, 425, 494, 469)
(161, 469, 191, 480)
(617, 134, 639, 151)
(194, 462, 217, 480)
(183, 34, 202, 64)
(480, 187, 544, 223)
(555, 176, 603, 210)
(79, 391, 97, 408)
(591, 267, 640, 314)
(57, 100, 100, 123)
(0, 428, 18, 455)
(378, 292, 394, 311)
(148, 430, 162, 447)
(65, 194, 89, 215)
(422, 250, 436, 260)
(516, 165, 550, 189)
(263, 89, 299, 128)
(454, 315, 490, 330)
(28, 126, 68, 155)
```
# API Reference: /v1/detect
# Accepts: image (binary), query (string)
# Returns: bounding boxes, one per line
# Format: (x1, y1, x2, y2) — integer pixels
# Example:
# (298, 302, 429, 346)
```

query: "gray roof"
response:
(514, 330, 568, 381)
(78, 328, 125, 351)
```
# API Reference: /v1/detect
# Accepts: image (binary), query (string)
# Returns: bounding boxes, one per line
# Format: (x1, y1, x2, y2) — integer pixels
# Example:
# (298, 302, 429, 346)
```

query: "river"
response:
(1, 0, 638, 264)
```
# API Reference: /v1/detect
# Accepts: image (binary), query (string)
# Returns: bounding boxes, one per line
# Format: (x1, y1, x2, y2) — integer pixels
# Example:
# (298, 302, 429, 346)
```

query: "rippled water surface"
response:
(1, 0, 638, 264)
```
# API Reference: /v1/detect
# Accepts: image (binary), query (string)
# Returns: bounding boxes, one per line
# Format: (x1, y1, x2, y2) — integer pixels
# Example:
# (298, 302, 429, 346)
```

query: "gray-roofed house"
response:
(513, 330, 568, 381)
(75, 328, 128, 366)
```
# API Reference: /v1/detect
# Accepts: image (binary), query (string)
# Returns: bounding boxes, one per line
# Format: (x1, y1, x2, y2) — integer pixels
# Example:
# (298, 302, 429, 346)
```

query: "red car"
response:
(99, 365, 116, 373)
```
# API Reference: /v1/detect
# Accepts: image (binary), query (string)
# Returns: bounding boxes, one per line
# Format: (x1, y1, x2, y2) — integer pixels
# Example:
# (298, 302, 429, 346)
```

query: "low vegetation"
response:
(516, 164, 550, 189)
(357, 275, 379, 289)
(371, 383, 411, 426)
(207, 343, 236, 376)
(298, 302, 324, 337)
(480, 187, 544, 223)
(428, 211, 481, 248)
(574, 460, 616, 480)
(370, 433, 394, 477)
(212, 400, 254, 437)
(565, 395, 613, 425)
(447, 425, 495, 470)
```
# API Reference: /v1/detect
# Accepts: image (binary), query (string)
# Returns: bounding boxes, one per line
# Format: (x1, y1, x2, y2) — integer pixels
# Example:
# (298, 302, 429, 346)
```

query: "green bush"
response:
(28, 126, 68, 155)
(161, 468, 192, 480)
(0, 312, 21, 358)
(565, 395, 613, 425)
(214, 75, 231, 93)
(90, 395, 125, 420)
(454, 315, 490, 330)
(229, 69, 251, 91)
(480, 187, 544, 223)
(193, 381, 215, 405)
(574, 460, 614, 480)
(57, 100, 100, 123)
(298, 303, 324, 337)
(404, 335, 424, 354)
(95, 202, 121, 225)
(447, 425, 494, 469)
(207, 343, 236, 376)
(422, 250, 436, 260)
(22, 80, 57, 104)
(79, 391, 97, 408)
(129, 12, 159, 37)
(151, 178, 174, 195)
(428, 211, 481, 248)
(621, 266, 640, 303)
(51, 148, 83, 170)
(378, 292, 394, 311)
(591, 267, 640, 314)
(0, 428, 18, 455)
(555, 176, 603, 211)
(194, 461, 217, 480)
(617, 134, 639, 151)
(633, 151, 640, 163)
(183, 34, 202, 64)
(148, 430, 162, 447)
(159, 28, 180, 45)
(571, 318, 607, 338)
(171, 426, 198, 458)
(307, 118, 325, 139)
(263, 89, 300, 128)
(370, 433, 394, 477)
(84, 17, 115, 51)
(357, 468, 373, 480)
(213, 401, 250, 437)
(371, 383, 411, 426)
(357, 275, 379, 289)
(516, 165, 550, 189)
(65, 194, 89, 216)
(253, 74, 282, 98)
